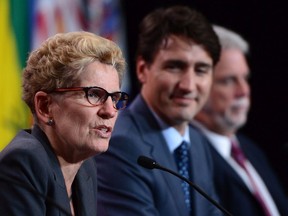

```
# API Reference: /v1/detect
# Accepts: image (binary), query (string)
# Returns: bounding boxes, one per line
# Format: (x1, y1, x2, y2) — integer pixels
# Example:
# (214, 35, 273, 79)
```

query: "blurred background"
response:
(1, 0, 287, 194)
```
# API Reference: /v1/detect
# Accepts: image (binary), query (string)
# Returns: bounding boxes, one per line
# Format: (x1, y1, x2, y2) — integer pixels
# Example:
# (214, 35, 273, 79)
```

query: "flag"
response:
(0, 0, 129, 150)
(0, 0, 31, 150)
(32, 0, 131, 94)
(31, 0, 85, 49)
(86, 0, 131, 93)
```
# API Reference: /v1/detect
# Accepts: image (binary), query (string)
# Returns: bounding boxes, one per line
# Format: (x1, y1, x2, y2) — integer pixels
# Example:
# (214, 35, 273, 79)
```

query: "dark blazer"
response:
(95, 95, 223, 216)
(0, 125, 98, 216)
(205, 133, 288, 216)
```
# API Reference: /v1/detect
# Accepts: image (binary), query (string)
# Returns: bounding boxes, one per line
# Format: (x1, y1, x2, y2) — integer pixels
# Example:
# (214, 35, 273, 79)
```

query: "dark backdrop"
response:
(121, 0, 288, 194)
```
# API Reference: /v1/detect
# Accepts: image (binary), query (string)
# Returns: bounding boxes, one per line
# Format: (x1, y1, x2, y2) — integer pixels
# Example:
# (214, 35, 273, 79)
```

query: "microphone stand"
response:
(138, 156, 233, 216)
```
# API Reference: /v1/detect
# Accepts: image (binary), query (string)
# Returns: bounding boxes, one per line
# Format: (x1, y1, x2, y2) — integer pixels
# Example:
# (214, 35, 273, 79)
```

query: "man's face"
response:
(137, 35, 213, 134)
(202, 48, 250, 133)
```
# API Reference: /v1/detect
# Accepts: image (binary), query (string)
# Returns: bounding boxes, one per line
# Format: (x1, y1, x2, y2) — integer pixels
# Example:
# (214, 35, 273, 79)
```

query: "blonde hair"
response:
(22, 31, 126, 114)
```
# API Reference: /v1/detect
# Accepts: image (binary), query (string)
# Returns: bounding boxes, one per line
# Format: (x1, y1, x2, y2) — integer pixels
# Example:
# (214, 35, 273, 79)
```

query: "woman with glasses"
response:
(0, 31, 128, 216)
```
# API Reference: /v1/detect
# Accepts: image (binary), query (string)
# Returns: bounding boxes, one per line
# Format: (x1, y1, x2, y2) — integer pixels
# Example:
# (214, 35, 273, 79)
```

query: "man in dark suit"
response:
(95, 6, 224, 216)
(192, 25, 288, 216)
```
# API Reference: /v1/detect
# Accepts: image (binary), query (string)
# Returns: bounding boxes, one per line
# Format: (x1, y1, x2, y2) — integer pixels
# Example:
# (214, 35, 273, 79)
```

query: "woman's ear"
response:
(34, 91, 52, 124)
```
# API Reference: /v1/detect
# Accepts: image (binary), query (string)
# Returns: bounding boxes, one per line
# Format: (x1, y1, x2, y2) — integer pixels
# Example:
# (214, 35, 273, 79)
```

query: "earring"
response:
(47, 118, 54, 126)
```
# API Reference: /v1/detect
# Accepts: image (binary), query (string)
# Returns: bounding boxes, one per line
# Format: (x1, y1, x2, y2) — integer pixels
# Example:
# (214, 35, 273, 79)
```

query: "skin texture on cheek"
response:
(48, 62, 120, 162)
(140, 39, 213, 133)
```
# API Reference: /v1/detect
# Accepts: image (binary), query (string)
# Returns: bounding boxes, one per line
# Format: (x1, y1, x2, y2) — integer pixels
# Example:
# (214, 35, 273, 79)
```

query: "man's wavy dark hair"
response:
(136, 5, 221, 65)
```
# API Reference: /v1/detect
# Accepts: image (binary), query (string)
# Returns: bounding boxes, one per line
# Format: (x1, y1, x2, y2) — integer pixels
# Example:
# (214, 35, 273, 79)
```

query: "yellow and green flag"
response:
(0, 0, 31, 150)
(0, 0, 127, 150)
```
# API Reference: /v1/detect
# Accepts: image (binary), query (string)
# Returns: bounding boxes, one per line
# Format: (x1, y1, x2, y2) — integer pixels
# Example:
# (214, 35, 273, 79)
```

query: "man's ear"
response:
(34, 91, 52, 124)
(136, 57, 149, 84)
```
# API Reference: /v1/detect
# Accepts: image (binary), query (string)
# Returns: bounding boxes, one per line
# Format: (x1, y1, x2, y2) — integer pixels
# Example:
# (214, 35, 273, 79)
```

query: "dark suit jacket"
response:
(0, 125, 98, 216)
(204, 133, 288, 216)
(95, 95, 223, 216)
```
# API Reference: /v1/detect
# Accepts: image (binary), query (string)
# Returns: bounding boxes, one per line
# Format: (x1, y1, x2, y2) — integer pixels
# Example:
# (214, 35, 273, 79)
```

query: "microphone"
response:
(137, 156, 233, 216)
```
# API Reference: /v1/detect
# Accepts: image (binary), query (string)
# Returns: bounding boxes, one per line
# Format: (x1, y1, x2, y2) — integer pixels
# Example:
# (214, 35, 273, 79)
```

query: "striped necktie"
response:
(231, 139, 272, 216)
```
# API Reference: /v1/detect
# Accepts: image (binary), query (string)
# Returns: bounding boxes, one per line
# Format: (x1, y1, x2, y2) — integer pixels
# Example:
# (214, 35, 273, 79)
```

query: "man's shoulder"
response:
(114, 98, 156, 135)
(189, 124, 209, 143)
(113, 109, 137, 133)
(236, 133, 262, 151)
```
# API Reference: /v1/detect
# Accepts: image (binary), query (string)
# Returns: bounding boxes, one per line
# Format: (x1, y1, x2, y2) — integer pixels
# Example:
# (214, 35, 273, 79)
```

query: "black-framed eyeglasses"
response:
(53, 86, 129, 110)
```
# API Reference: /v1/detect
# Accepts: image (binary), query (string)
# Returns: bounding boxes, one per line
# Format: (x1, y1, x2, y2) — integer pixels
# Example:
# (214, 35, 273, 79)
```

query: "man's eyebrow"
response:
(195, 62, 213, 69)
(162, 59, 213, 69)
(163, 59, 188, 66)
(163, 59, 189, 68)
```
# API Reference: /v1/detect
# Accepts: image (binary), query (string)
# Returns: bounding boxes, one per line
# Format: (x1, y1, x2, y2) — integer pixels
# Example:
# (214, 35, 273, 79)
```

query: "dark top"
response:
(0, 125, 98, 216)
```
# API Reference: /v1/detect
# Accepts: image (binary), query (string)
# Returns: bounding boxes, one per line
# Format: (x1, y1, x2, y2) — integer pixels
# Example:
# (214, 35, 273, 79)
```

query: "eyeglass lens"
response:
(87, 87, 128, 110)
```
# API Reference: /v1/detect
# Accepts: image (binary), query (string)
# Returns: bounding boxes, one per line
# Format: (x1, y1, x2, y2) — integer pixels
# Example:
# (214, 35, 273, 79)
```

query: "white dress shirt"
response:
(150, 107, 190, 153)
(191, 120, 280, 216)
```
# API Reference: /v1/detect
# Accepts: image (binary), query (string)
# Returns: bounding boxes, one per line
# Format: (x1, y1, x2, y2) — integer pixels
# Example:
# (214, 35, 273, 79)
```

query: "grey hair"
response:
(213, 25, 249, 54)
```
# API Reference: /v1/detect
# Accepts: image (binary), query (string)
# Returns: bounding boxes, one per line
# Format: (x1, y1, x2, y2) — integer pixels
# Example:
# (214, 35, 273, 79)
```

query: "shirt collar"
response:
(191, 120, 233, 159)
(150, 107, 190, 153)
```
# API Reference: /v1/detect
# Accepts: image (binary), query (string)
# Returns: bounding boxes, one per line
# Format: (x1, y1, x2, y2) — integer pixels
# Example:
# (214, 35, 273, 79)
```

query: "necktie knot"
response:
(174, 141, 190, 167)
(230, 139, 247, 168)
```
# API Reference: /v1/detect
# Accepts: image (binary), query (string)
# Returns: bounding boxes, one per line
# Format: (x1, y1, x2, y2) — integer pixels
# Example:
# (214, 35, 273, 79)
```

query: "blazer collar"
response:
(32, 125, 96, 215)
(73, 163, 96, 215)
(129, 95, 190, 215)
(32, 125, 66, 188)
(210, 144, 251, 193)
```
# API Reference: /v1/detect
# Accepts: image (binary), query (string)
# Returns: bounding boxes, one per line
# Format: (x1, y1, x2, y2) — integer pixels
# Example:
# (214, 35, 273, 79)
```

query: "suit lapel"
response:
(209, 142, 251, 192)
(130, 95, 189, 216)
(32, 125, 71, 215)
(73, 164, 96, 216)
(153, 142, 189, 215)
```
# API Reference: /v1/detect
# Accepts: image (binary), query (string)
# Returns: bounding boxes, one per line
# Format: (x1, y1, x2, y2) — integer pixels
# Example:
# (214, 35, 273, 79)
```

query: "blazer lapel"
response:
(32, 125, 71, 215)
(130, 95, 189, 216)
(151, 140, 189, 216)
(210, 144, 251, 192)
(73, 164, 96, 216)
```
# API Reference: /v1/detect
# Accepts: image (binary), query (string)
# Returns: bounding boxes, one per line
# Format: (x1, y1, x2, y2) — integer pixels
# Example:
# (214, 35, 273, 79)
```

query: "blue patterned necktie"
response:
(174, 141, 191, 213)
